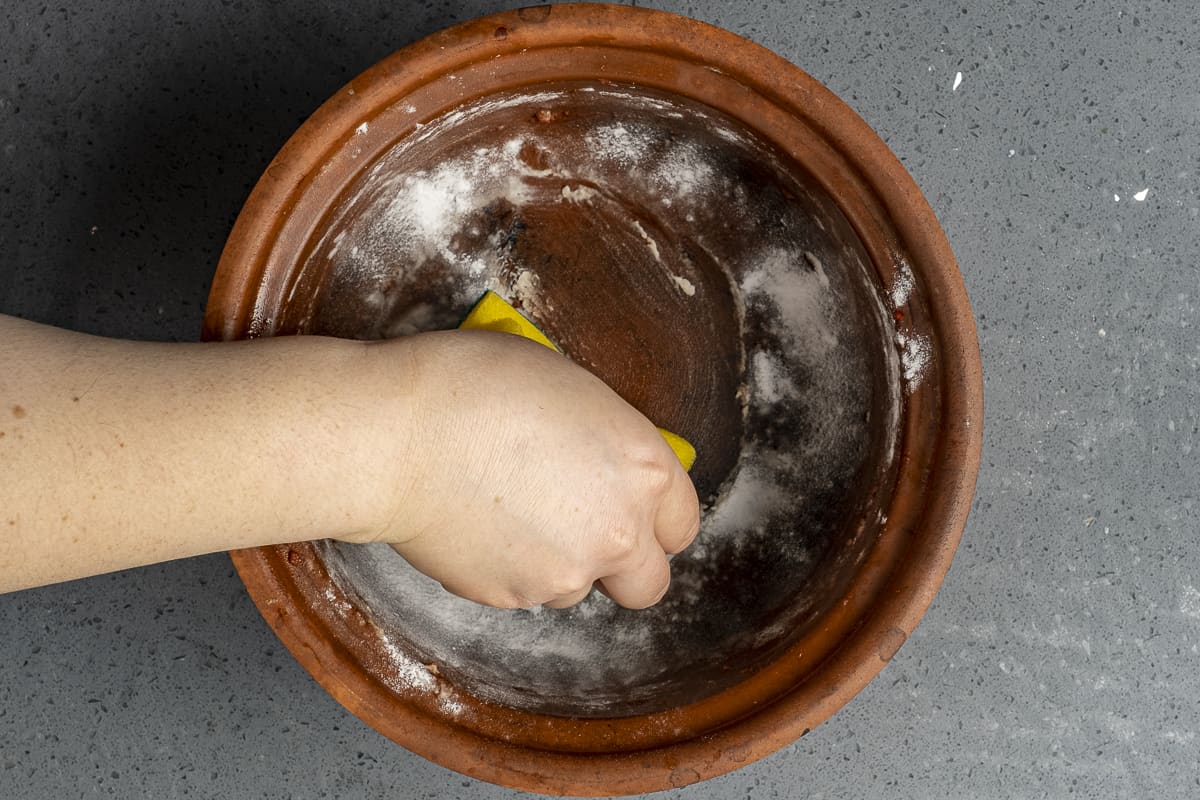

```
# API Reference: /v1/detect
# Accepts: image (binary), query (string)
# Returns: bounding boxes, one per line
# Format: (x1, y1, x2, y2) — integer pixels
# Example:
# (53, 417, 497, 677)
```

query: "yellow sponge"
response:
(656, 429, 698, 472)
(460, 291, 697, 471)
(459, 290, 561, 352)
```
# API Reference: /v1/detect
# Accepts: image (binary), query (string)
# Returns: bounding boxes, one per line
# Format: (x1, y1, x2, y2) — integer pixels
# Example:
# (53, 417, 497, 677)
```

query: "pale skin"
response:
(0, 314, 700, 608)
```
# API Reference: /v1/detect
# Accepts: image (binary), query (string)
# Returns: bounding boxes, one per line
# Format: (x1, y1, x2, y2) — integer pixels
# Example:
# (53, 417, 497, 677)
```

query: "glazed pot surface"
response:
(303, 80, 899, 717)
(205, 4, 981, 794)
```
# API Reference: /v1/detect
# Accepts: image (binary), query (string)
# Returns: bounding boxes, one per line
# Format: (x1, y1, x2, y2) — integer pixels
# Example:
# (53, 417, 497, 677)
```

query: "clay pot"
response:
(203, 4, 982, 795)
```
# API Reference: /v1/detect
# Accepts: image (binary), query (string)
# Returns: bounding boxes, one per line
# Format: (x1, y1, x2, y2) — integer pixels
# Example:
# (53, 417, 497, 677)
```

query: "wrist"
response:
(303, 335, 422, 546)
(242, 335, 413, 547)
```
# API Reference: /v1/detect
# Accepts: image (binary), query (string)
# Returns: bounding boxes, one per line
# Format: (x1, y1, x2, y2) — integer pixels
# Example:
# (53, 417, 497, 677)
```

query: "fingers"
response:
(546, 458, 698, 610)
(654, 460, 701, 554)
(598, 534, 672, 609)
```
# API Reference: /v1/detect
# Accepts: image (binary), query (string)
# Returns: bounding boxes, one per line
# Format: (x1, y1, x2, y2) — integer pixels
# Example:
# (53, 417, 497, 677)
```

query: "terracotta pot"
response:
(203, 4, 982, 795)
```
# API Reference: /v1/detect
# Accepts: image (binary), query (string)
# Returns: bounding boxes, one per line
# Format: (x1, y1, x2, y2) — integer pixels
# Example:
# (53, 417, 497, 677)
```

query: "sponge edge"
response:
(459, 291, 561, 352)
(657, 429, 698, 473)
(459, 291, 697, 472)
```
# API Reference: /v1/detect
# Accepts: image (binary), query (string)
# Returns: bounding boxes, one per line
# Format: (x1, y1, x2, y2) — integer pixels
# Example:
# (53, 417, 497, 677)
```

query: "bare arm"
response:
(0, 315, 699, 606)
(0, 314, 398, 590)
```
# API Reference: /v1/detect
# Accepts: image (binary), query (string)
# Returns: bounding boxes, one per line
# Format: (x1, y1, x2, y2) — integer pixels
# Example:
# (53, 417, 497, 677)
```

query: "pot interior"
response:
(276, 81, 902, 717)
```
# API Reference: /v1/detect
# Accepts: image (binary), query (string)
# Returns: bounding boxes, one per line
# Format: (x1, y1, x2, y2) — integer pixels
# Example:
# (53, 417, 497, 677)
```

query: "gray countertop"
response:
(2, 1, 1197, 797)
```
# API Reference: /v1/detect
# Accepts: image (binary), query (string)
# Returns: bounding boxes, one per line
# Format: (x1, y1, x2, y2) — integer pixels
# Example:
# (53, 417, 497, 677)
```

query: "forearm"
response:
(0, 315, 402, 592)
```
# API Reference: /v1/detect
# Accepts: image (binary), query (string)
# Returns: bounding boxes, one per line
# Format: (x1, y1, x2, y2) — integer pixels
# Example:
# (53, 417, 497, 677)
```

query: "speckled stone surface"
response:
(2, 1, 1198, 797)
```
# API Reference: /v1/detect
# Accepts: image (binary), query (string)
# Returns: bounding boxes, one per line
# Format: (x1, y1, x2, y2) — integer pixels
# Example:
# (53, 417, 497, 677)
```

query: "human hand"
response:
(357, 330, 700, 610)
(0, 317, 695, 598)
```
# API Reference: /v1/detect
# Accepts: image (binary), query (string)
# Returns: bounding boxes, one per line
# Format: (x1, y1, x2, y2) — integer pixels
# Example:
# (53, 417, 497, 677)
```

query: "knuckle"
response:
(606, 527, 640, 562)
(626, 440, 673, 491)
(642, 460, 673, 495)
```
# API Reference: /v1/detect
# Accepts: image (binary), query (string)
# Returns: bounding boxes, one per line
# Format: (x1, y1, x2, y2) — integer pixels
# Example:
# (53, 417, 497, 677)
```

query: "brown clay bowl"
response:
(202, 4, 982, 795)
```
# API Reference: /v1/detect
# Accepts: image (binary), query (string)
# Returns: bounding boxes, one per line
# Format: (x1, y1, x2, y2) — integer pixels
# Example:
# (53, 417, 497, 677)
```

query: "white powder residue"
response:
(560, 183, 599, 202)
(344, 131, 554, 309)
(672, 275, 696, 296)
(583, 122, 653, 166)
(749, 350, 796, 405)
(648, 141, 718, 202)
(372, 626, 470, 719)
(327, 230, 346, 259)
(355, 121, 369, 136)
(741, 246, 838, 356)
(328, 88, 747, 348)
(685, 229, 885, 566)
(703, 461, 793, 538)
(631, 219, 662, 262)
(437, 689, 465, 717)
(323, 539, 670, 710)
(591, 89, 678, 114)
(510, 269, 544, 314)
(323, 586, 353, 615)
(897, 330, 932, 385)
(377, 632, 437, 693)
(402, 166, 476, 243)
(890, 259, 916, 307)
(887, 260, 926, 390)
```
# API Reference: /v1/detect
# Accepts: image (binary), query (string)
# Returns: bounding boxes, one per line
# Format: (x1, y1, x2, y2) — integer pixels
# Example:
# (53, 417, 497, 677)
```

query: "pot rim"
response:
(206, 4, 983, 795)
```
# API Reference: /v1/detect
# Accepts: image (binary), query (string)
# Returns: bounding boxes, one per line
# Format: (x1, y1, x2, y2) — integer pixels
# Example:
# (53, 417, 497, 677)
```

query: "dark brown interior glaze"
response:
(262, 81, 899, 717)
(205, 5, 982, 795)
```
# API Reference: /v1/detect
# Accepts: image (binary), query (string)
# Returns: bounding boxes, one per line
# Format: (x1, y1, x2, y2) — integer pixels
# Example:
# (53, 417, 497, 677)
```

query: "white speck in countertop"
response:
(1114, 193, 1121, 202)
(1134, 188, 1150, 202)
(1098, 328, 1107, 337)
(1180, 585, 1200, 619)
(952, 71, 963, 91)
(1008, 149, 1016, 157)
